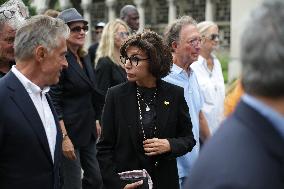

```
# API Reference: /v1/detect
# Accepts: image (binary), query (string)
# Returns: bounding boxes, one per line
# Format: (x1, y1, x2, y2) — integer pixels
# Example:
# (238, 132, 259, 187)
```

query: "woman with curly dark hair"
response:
(97, 31, 196, 189)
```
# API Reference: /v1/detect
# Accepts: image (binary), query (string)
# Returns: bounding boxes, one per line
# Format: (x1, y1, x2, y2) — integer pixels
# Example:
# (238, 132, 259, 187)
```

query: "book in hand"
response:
(118, 169, 153, 189)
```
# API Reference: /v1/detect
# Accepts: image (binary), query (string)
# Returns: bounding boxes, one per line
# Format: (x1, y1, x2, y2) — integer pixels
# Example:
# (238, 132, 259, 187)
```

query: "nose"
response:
(124, 59, 132, 69)
(62, 59, 68, 69)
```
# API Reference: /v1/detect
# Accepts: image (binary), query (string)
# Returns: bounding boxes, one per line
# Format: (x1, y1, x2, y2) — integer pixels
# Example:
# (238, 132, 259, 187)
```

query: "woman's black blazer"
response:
(97, 80, 196, 189)
(49, 50, 103, 147)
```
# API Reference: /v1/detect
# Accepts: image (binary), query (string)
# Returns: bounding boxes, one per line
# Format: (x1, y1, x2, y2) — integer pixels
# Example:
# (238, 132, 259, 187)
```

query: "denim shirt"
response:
(163, 64, 204, 178)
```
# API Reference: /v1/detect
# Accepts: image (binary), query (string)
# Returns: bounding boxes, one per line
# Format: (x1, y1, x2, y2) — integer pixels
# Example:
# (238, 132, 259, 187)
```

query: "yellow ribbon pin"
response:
(164, 101, 169, 105)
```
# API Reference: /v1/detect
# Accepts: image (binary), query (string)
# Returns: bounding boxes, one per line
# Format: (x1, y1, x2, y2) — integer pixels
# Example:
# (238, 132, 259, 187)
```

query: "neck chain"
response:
(136, 87, 157, 112)
(136, 87, 158, 140)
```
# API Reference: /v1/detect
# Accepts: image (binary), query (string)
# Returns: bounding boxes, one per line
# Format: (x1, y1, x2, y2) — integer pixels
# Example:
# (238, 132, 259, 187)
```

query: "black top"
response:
(137, 86, 157, 140)
(97, 81, 195, 189)
(88, 42, 99, 66)
(95, 56, 127, 96)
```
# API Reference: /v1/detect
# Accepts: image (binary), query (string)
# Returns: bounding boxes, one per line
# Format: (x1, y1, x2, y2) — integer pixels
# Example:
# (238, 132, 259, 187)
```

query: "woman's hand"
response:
(123, 180, 144, 189)
(96, 120, 102, 139)
(143, 138, 171, 156)
(62, 137, 77, 160)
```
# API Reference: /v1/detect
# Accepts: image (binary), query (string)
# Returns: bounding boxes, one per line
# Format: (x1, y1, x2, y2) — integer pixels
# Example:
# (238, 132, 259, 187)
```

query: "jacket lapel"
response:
(7, 72, 53, 164)
(67, 51, 95, 89)
(119, 82, 144, 154)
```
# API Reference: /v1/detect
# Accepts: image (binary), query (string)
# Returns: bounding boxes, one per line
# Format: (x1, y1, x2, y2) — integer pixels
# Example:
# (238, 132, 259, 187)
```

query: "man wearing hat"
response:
(49, 8, 103, 189)
(88, 21, 105, 65)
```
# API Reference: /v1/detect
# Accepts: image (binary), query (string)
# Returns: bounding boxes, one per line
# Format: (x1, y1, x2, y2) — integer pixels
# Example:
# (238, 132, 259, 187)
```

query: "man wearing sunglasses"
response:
(0, 0, 28, 78)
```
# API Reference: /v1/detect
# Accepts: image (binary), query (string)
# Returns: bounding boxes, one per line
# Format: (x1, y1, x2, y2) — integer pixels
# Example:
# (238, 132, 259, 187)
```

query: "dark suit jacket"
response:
(97, 81, 196, 189)
(95, 56, 127, 96)
(88, 42, 99, 66)
(186, 100, 284, 189)
(0, 72, 62, 189)
(49, 50, 103, 147)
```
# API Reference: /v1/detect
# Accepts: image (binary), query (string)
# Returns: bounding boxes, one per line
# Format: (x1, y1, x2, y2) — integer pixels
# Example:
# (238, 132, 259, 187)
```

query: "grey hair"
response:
(14, 15, 70, 61)
(164, 16, 197, 52)
(119, 5, 137, 19)
(0, 0, 29, 31)
(241, 0, 284, 97)
(197, 21, 217, 37)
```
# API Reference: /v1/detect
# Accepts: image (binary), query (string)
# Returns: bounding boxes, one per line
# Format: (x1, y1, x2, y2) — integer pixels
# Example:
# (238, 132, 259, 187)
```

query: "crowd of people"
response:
(0, 0, 283, 189)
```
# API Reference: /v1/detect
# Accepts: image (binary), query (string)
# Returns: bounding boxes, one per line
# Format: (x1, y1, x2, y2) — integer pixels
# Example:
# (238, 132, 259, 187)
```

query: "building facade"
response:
(31, 0, 263, 81)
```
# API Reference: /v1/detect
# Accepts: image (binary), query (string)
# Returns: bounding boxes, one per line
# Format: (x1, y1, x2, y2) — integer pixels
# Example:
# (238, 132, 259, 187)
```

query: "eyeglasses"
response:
(120, 55, 149, 66)
(0, 10, 16, 19)
(0, 5, 28, 20)
(187, 37, 202, 47)
(70, 25, 89, 33)
(95, 31, 102, 34)
(207, 34, 219, 41)
(116, 32, 129, 38)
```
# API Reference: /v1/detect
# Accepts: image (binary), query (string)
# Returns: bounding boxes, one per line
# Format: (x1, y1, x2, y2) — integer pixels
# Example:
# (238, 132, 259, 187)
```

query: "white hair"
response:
(197, 21, 217, 37)
(14, 15, 70, 61)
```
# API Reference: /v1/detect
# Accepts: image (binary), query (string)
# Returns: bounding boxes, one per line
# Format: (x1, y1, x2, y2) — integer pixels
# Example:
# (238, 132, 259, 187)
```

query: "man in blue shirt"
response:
(185, 1, 284, 188)
(163, 16, 210, 188)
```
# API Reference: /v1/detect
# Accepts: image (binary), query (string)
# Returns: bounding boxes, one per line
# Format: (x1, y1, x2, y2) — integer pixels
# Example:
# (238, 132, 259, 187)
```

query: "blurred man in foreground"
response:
(185, 0, 284, 188)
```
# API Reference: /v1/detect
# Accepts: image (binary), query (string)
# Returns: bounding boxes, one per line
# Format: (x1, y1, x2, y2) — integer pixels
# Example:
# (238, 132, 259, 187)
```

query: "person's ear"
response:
(35, 46, 46, 63)
(171, 41, 178, 52)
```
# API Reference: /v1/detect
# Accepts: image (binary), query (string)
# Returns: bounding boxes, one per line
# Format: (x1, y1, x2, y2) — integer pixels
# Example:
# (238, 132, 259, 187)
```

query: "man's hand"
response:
(62, 137, 76, 160)
(123, 180, 143, 189)
(143, 138, 171, 156)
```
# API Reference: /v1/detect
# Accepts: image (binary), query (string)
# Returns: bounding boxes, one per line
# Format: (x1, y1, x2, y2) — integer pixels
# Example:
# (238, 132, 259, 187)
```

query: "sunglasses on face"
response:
(95, 31, 102, 34)
(120, 55, 149, 66)
(116, 32, 129, 38)
(70, 25, 89, 33)
(208, 34, 219, 41)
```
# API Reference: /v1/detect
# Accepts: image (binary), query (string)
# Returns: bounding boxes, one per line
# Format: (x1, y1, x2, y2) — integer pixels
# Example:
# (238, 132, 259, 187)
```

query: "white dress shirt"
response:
(11, 66, 57, 162)
(191, 55, 225, 134)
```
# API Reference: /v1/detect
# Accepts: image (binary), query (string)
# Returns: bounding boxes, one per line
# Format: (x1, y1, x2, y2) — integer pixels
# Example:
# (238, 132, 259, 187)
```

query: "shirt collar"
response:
(242, 94, 284, 139)
(172, 63, 193, 75)
(11, 66, 50, 95)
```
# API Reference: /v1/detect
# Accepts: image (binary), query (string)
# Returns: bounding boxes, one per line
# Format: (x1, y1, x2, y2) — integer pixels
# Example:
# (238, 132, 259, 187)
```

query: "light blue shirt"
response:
(242, 94, 284, 140)
(163, 64, 204, 178)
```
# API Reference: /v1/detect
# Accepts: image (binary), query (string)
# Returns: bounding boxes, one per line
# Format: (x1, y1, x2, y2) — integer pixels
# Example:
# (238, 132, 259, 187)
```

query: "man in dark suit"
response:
(185, 1, 284, 188)
(0, 15, 69, 189)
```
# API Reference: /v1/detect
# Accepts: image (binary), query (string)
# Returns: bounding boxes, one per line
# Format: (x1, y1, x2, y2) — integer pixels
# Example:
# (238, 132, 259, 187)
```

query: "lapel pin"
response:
(164, 101, 169, 105)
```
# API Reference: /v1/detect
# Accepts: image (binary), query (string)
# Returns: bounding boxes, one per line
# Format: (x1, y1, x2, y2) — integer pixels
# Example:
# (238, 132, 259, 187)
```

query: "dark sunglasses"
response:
(70, 25, 89, 33)
(120, 55, 149, 66)
(116, 32, 129, 38)
(208, 34, 219, 41)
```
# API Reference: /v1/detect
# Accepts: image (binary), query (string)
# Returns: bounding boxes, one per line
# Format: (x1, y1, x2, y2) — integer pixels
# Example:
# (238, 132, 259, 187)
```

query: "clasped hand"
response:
(143, 138, 171, 156)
